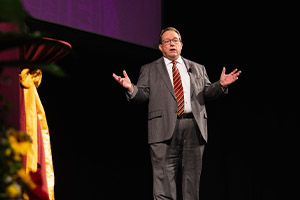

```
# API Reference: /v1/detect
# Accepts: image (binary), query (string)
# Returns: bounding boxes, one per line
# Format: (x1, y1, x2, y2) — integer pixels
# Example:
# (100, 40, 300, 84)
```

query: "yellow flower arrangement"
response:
(17, 168, 36, 190)
(5, 183, 21, 198)
(0, 126, 35, 199)
(8, 133, 31, 155)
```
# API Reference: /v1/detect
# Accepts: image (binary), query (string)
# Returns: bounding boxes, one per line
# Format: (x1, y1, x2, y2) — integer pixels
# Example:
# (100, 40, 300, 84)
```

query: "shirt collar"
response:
(163, 56, 184, 65)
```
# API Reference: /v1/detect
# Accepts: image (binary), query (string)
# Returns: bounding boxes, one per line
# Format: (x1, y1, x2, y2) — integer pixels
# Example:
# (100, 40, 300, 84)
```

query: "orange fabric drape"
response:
(20, 68, 54, 200)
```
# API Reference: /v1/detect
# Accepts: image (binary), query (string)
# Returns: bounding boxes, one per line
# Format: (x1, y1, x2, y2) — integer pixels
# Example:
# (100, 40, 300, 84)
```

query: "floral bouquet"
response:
(0, 127, 36, 199)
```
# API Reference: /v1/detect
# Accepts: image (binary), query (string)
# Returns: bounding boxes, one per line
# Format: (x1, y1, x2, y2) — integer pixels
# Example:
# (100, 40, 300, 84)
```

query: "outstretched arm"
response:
(112, 70, 134, 93)
(204, 66, 241, 100)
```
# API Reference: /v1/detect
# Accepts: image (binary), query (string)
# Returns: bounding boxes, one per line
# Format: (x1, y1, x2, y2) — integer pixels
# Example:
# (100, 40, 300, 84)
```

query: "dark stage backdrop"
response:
(26, 18, 160, 200)
(21, 0, 161, 48)
(161, 2, 298, 200)
(26, 1, 298, 199)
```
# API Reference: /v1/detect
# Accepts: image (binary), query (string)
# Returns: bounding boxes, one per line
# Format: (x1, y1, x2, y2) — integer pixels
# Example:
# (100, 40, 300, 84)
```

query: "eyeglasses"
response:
(161, 38, 181, 45)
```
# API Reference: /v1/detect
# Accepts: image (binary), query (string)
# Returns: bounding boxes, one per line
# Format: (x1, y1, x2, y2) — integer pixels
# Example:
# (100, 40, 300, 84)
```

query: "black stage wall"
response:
(27, 2, 298, 199)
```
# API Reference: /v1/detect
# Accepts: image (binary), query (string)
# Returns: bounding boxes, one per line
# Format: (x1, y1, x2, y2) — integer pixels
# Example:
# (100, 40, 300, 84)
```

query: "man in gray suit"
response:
(113, 27, 241, 200)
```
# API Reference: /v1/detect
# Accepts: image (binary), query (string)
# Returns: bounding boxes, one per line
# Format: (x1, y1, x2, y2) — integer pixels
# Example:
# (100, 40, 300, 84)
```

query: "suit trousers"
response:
(150, 117, 206, 200)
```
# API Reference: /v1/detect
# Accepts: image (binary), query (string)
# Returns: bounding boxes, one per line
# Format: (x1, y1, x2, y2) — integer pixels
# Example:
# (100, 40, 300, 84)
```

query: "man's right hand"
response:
(112, 70, 134, 93)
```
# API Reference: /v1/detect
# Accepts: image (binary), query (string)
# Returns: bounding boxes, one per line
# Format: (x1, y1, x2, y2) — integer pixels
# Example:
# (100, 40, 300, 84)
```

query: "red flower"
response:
(28, 171, 49, 200)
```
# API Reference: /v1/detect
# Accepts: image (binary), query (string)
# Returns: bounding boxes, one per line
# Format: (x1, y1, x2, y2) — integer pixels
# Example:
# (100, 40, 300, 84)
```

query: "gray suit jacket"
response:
(127, 57, 227, 144)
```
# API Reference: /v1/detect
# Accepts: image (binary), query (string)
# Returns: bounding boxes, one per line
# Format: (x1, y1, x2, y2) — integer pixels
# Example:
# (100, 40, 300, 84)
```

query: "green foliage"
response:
(0, 0, 30, 23)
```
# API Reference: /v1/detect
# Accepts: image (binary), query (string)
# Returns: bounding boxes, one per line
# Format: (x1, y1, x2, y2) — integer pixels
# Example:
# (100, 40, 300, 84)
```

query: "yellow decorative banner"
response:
(20, 68, 54, 200)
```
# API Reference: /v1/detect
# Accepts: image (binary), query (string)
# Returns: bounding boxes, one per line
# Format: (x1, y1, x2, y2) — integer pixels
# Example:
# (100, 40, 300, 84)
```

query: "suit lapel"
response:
(156, 57, 176, 100)
(182, 57, 196, 98)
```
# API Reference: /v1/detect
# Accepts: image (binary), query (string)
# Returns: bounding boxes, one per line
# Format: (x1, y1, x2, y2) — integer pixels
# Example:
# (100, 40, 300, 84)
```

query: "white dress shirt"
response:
(163, 56, 192, 113)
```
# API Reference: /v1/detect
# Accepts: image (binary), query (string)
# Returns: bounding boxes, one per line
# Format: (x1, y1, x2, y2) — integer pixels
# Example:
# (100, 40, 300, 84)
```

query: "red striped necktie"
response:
(172, 61, 184, 117)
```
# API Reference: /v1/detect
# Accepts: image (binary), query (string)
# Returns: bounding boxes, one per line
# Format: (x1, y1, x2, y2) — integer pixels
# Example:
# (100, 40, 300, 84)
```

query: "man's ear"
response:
(158, 44, 162, 52)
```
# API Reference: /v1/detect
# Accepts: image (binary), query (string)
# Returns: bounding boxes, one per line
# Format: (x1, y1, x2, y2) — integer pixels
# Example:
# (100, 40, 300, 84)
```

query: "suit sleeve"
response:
(126, 64, 150, 103)
(202, 65, 228, 101)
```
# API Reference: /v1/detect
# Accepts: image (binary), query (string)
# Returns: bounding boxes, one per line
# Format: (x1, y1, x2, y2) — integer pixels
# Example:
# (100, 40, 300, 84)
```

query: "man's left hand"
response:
(220, 67, 241, 87)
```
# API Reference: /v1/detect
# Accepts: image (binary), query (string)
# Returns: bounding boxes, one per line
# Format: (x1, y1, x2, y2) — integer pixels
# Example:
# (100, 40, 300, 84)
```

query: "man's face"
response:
(159, 30, 183, 61)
